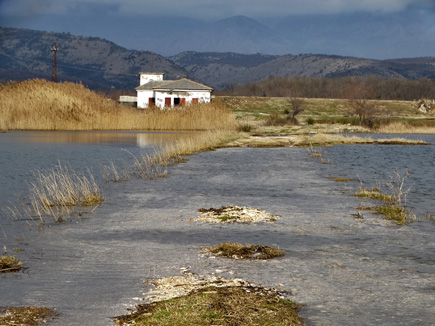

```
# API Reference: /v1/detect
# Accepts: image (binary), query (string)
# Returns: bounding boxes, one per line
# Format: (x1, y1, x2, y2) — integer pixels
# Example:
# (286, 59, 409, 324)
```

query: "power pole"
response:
(51, 43, 57, 82)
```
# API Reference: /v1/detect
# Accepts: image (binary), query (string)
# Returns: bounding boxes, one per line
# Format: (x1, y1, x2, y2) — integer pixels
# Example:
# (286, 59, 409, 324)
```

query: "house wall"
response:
(137, 90, 154, 109)
(155, 90, 212, 108)
(139, 73, 164, 86)
(138, 89, 212, 109)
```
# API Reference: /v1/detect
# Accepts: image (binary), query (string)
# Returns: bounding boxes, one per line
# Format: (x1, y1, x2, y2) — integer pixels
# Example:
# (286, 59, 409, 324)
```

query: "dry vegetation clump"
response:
(114, 272, 303, 326)
(293, 134, 427, 147)
(28, 162, 103, 222)
(102, 130, 238, 182)
(353, 188, 396, 204)
(0, 254, 22, 273)
(377, 121, 435, 134)
(192, 205, 279, 223)
(353, 170, 415, 225)
(0, 306, 58, 325)
(204, 242, 285, 259)
(331, 177, 353, 182)
(0, 79, 236, 131)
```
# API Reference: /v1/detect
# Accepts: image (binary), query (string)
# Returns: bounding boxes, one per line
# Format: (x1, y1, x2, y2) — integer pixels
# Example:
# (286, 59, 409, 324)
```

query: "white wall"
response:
(138, 89, 212, 109)
(139, 73, 164, 86)
(137, 90, 154, 109)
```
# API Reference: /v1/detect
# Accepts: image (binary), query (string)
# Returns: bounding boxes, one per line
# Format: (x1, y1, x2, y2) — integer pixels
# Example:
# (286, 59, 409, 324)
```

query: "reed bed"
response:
(28, 162, 103, 222)
(0, 79, 236, 131)
(377, 122, 435, 134)
(103, 130, 237, 182)
(293, 133, 427, 147)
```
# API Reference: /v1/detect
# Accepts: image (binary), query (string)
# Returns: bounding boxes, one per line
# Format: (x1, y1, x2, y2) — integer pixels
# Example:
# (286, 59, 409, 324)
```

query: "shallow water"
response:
(1, 134, 434, 325)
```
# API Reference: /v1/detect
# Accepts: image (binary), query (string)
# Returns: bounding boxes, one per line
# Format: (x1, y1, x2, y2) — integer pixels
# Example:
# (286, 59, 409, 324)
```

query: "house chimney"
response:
(139, 72, 165, 86)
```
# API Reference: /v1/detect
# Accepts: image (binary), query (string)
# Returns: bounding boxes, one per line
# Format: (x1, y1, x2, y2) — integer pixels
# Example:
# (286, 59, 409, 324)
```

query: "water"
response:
(0, 131, 187, 205)
(319, 134, 435, 218)
(1, 132, 434, 325)
(0, 130, 189, 241)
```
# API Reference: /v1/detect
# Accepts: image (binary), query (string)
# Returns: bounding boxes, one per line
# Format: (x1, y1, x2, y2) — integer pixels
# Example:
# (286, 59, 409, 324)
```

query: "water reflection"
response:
(9, 131, 191, 147)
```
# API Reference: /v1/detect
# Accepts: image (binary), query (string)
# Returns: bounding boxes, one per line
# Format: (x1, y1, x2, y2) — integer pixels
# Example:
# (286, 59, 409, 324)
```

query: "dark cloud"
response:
(2, 0, 433, 21)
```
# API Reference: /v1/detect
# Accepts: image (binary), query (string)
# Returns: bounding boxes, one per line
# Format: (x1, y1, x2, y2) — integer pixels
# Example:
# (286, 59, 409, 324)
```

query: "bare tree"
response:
(286, 97, 306, 124)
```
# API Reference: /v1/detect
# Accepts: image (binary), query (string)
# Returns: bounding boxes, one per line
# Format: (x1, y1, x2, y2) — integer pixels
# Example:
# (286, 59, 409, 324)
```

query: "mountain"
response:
(0, 27, 187, 90)
(170, 52, 435, 89)
(3, 27, 435, 91)
(3, 9, 435, 59)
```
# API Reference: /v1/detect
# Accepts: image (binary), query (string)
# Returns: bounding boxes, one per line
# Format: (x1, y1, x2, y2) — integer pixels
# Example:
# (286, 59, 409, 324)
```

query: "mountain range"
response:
(2, 26, 435, 91)
(5, 10, 435, 59)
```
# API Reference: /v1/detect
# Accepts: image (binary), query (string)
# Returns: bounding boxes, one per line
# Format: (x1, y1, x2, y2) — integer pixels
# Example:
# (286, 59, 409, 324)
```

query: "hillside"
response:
(0, 28, 187, 90)
(2, 27, 435, 91)
(171, 52, 435, 89)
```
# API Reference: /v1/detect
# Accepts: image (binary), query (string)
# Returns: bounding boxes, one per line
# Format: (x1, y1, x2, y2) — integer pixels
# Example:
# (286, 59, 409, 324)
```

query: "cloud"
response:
(100, 0, 432, 17)
(1, 0, 433, 20)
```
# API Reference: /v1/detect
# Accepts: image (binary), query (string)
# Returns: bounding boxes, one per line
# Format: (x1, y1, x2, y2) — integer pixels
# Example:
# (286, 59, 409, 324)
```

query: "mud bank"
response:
(1, 147, 434, 325)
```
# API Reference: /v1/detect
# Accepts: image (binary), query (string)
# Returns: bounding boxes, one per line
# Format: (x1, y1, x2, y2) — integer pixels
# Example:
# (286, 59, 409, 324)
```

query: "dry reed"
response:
(28, 162, 103, 222)
(0, 79, 236, 131)
(101, 131, 237, 182)
(377, 122, 435, 134)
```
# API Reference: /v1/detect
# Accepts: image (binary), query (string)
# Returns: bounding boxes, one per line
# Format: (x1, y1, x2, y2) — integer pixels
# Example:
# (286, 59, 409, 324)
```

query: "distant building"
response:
(135, 72, 213, 109)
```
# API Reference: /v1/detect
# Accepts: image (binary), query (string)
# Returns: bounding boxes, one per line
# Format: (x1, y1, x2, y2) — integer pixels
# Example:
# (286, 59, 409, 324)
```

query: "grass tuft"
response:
(353, 188, 395, 204)
(204, 242, 285, 259)
(374, 205, 409, 225)
(0, 307, 59, 325)
(0, 254, 22, 273)
(114, 286, 303, 326)
(28, 162, 104, 222)
(331, 177, 353, 182)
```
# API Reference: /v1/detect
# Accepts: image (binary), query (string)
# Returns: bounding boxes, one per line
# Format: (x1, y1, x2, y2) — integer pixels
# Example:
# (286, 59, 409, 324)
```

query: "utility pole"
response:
(51, 43, 57, 82)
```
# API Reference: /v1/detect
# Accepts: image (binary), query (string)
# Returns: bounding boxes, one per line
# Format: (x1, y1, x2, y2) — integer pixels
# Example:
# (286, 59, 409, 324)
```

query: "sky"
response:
(1, 0, 434, 21)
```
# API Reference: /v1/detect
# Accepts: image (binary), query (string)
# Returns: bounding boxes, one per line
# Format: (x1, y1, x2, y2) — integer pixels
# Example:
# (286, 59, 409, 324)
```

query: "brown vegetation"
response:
(28, 162, 103, 222)
(0, 254, 22, 273)
(0, 307, 58, 325)
(226, 75, 435, 101)
(204, 242, 285, 259)
(0, 79, 236, 131)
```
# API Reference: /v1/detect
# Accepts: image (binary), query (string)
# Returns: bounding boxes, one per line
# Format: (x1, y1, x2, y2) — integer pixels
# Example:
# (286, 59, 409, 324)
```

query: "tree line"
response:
(222, 75, 435, 101)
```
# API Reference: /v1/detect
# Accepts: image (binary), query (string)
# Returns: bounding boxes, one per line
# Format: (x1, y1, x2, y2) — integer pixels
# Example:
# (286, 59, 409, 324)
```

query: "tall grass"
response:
(377, 122, 435, 134)
(102, 130, 237, 182)
(28, 162, 103, 222)
(0, 79, 236, 131)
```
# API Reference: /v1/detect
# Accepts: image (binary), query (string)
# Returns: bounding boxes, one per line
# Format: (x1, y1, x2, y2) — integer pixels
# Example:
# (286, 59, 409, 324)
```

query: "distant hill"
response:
(0, 27, 187, 90)
(171, 52, 435, 89)
(2, 27, 435, 91)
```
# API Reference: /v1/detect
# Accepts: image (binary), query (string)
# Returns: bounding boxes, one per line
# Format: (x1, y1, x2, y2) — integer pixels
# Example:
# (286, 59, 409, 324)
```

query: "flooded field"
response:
(1, 132, 434, 325)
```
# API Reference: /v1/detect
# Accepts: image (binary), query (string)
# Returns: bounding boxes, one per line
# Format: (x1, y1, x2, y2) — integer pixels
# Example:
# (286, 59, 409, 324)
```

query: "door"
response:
(165, 97, 171, 107)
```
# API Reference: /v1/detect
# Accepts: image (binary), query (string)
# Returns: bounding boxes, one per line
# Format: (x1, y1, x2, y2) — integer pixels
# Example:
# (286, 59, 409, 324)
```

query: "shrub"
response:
(306, 117, 315, 125)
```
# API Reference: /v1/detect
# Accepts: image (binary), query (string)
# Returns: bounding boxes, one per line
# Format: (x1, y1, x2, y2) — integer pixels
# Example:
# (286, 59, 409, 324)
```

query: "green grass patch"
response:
(374, 205, 409, 225)
(204, 242, 285, 259)
(353, 188, 395, 204)
(114, 286, 303, 326)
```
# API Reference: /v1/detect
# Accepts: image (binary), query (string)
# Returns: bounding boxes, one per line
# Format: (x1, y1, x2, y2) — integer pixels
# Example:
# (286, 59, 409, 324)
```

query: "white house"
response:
(136, 72, 213, 109)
